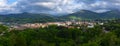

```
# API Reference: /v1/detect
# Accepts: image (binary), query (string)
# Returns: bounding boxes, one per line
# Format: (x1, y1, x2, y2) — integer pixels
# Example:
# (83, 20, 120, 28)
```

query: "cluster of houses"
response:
(10, 21, 103, 29)
(0, 21, 104, 30)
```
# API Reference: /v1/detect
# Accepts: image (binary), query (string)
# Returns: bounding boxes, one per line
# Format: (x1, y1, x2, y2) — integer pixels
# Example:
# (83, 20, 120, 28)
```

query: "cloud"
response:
(0, 0, 120, 14)
(0, 0, 8, 12)
(0, 0, 20, 14)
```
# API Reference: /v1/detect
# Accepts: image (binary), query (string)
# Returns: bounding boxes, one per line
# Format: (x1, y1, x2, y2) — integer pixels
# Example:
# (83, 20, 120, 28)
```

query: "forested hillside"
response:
(0, 13, 60, 23)
(61, 10, 120, 20)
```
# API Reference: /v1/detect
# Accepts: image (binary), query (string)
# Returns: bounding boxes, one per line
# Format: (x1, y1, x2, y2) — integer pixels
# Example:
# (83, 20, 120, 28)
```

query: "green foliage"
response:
(0, 25, 8, 33)
(0, 20, 120, 46)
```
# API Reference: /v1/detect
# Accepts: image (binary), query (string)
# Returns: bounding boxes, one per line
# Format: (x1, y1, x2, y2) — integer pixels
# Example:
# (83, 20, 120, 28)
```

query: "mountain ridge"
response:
(0, 10, 120, 23)
(60, 10, 120, 20)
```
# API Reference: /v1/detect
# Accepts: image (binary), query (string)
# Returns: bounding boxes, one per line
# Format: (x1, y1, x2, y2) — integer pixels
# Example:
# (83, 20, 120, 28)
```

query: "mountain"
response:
(60, 10, 120, 20)
(100, 10, 120, 19)
(0, 10, 120, 23)
(0, 13, 59, 23)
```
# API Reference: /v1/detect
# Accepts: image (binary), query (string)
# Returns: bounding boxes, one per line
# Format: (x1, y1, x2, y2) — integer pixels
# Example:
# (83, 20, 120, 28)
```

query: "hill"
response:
(60, 10, 120, 20)
(0, 13, 59, 23)
(0, 10, 120, 23)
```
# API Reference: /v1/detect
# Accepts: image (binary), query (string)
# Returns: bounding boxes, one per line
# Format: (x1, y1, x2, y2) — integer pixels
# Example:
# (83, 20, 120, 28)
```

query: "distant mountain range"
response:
(61, 10, 120, 20)
(0, 10, 120, 23)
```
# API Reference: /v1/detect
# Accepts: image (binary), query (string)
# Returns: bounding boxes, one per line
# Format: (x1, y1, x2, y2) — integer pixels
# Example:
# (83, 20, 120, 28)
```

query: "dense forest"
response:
(0, 20, 120, 46)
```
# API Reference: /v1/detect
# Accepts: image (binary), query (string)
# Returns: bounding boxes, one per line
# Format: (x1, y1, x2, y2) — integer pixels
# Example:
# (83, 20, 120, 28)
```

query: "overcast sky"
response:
(0, 0, 120, 14)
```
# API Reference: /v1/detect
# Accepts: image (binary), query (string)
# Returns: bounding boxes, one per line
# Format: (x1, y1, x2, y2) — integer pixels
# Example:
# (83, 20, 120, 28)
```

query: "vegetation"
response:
(0, 20, 120, 46)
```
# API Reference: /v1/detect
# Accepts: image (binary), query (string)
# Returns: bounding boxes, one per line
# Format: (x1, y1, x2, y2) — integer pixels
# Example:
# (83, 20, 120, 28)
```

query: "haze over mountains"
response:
(0, 10, 120, 23)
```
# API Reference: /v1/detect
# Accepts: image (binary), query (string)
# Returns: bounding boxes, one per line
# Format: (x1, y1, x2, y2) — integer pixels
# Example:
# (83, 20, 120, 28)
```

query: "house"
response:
(87, 23, 94, 28)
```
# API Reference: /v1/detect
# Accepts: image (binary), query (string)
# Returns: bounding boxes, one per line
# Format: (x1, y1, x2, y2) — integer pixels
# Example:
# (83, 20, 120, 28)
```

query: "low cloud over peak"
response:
(0, 0, 120, 14)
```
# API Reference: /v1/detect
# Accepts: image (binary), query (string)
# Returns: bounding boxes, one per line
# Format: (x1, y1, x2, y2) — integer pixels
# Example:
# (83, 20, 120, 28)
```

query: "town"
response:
(0, 21, 104, 30)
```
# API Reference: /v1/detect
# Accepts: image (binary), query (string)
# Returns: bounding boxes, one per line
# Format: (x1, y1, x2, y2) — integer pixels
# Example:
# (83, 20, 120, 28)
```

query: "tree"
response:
(30, 40, 47, 46)
(0, 25, 8, 33)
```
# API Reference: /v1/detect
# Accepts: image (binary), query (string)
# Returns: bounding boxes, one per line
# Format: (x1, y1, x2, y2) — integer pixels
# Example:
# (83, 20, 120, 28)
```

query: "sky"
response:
(8, 0, 16, 4)
(0, 0, 120, 14)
